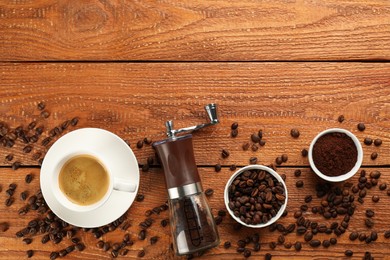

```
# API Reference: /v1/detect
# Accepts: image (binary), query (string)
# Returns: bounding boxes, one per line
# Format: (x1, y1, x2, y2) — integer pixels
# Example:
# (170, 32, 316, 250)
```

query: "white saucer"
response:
(41, 128, 140, 228)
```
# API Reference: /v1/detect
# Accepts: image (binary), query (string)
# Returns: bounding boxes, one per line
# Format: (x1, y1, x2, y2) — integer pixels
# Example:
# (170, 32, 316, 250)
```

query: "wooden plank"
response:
(0, 1, 389, 61)
(0, 62, 389, 167)
(0, 167, 389, 259)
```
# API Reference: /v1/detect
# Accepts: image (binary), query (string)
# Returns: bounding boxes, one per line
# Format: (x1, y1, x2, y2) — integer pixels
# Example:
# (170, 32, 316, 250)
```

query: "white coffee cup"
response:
(52, 151, 136, 212)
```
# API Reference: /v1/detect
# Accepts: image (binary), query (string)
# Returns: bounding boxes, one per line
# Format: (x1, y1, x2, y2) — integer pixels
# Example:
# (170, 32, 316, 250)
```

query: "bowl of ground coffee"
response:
(309, 128, 363, 182)
(224, 165, 287, 228)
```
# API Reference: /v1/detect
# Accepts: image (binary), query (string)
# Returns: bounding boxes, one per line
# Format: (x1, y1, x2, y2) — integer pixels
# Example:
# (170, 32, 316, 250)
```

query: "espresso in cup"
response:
(59, 154, 109, 206)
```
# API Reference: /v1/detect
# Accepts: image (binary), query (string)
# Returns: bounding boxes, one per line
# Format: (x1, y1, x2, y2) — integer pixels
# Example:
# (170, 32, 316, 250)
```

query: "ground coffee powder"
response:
(312, 132, 357, 176)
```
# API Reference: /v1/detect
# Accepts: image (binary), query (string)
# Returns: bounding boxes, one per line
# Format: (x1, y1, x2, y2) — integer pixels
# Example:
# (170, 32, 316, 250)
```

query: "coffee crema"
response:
(59, 154, 109, 206)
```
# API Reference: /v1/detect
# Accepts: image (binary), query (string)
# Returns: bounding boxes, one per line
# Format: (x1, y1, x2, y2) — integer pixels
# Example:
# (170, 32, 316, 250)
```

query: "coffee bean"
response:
(50, 252, 59, 260)
(214, 164, 222, 172)
(249, 157, 258, 164)
(259, 139, 266, 146)
(265, 253, 272, 260)
(277, 235, 285, 245)
(359, 233, 367, 241)
(102, 242, 110, 251)
(304, 232, 313, 242)
(40, 110, 50, 118)
(309, 240, 321, 247)
(136, 194, 145, 202)
(345, 250, 353, 257)
(357, 123, 366, 131)
(370, 231, 378, 241)
(275, 156, 283, 165)
(251, 144, 258, 151)
(12, 161, 21, 170)
(384, 230, 390, 238)
(338, 115, 345, 123)
(230, 164, 237, 171)
(243, 249, 251, 258)
(221, 149, 230, 158)
(294, 170, 302, 177)
(5, 154, 13, 161)
(281, 154, 288, 163)
(330, 238, 337, 245)
(372, 195, 379, 202)
(304, 195, 312, 203)
(290, 129, 300, 138)
(37, 102, 45, 110)
(371, 152, 378, 160)
(379, 183, 387, 190)
(70, 117, 79, 126)
(76, 243, 85, 251)
(137, 250, 145, 257)
(322, 240, 330, 248)
(296, 180, 304, 188)
(26, 250, 34, 258)
(205, 188, 214, 197)
(349, 232, 358, 241)
(269, 241, 276, 249)
(149, 236, 158, 245)
(251, 133, 260, 143)
(231, 122, 238, 130)
(294, 242, 302, 251)
(364, 137, 373, 145)
(138, 230, 146, 240)
(20, 191, 28, 201)
(242, 142, 250, 151)
(301, 148, 308, 157)
(223, 241, 231, 249)
(294, 211, 302, 219)
(365, 218, 374, 228)
(96, 240, 104, 248)
(0, 222, 9, 232)
(374, 139, 382, 146)
(296, 226, 307, 235)
(5, 197, 14, 207)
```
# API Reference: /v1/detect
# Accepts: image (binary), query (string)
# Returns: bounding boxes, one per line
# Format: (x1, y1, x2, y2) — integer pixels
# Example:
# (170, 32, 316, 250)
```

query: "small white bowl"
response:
(224, 165, 288, 228)
(308, 128, 363, 182)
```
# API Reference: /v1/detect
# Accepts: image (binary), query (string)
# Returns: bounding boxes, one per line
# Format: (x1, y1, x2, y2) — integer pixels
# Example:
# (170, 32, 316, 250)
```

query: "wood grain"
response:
(0, 62, 389, 167)
(0, 0, 389, 61)
(0, 167, 389, 259)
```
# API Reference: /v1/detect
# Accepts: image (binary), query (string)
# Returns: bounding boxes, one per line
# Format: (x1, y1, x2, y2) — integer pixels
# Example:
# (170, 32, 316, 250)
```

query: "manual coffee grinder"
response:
(153, 104, 220, 256)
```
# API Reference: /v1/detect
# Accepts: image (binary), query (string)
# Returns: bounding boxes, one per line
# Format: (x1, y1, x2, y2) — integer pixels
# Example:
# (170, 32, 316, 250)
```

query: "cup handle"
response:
(113, 177, 137, 193)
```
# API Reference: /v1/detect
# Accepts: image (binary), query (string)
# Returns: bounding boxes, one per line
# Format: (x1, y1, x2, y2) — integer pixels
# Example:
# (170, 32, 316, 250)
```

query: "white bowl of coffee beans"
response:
(224, 165, 288, 228)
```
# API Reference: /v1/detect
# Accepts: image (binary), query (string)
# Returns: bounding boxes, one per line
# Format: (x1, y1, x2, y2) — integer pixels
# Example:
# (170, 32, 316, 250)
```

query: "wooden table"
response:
(1, 1, 389, 259)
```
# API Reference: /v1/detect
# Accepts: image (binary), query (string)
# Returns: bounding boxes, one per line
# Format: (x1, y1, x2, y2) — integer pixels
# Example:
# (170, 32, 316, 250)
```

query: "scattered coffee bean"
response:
(349, 232, 358, 241)
(143, 137, 152, 145)
(137, 250, 145, 257)
(150, 236, 158, 245)
(75, 243, 85, 251)
(231, 122, 238, 130)
(136, 194, 145, 202)
(251, 144, 258, 151)
(5, 197, 14, 207)
(329, 238, 337, 245)
(37, 102, 45, 110)
(384, 230, 390, 238)
(290, 129, 300, 138)
(294, 242, 302, 251)
(138, 230, 146, 240)
(366, 209, 375, 218)
(50, 252, 59, 260)
(364, 137, 373, 145)
(23, 238, 32, 245)
(371, 152, 378, 160)
(379, 183, 387, 190)
(242, 142, 250, 151)
(296, 180, 304, 188)
(357, 123, 366, 131)
(304, 232, 313, 242)
(12, 161, 21, 170)
(223, 241, 231, 249)
(345, 250, 353, 257)
(214, 164, 222, 172)
(281, 154, 288, 163)
(365, 218, 374, 228)
(70, 117, 79, 126)
(26, 250, 34, 258)
(304, 195, 312, 203)
(338, 115, 345, 123)
(136, 140, 144, 149)
(0, 222, 9, 232)
(374, 139, 382, 146)
(205, 188, 214, 197)
(230, 164, 237, 171)
(322, 240, 330, 248)
(309, 240, 321, 247)
(372, 195, 379, 202)
(251, 133, 260, 143)
(243, 249, 251, 258)
(301, 148, 308, 157)
(249, 157, 258, 164)
(221, 149, 230, 158)
(5, 154, 13, 161)
(20, 191, 28, 201)
(40, 110, 50, 118)
(294, 170, 302, 177)
(259, 139, 266, 146)
(275, 156, 283, 165)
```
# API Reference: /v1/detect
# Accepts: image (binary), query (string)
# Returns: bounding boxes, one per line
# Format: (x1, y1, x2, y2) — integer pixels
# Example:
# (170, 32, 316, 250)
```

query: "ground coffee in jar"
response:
(312, 132, 357, 176)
